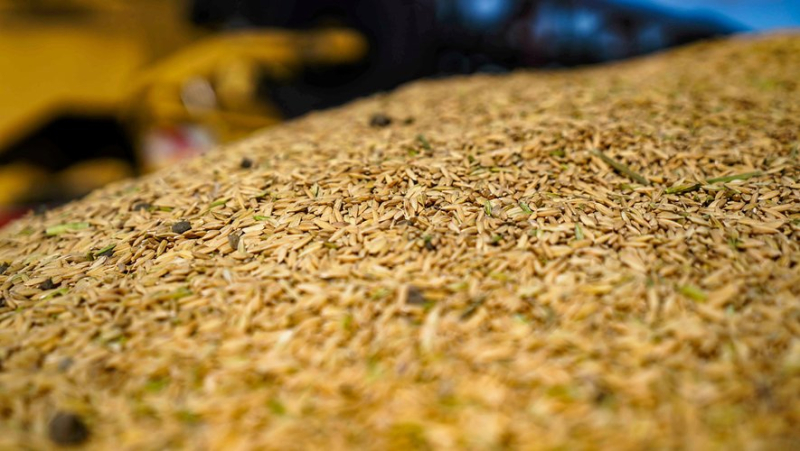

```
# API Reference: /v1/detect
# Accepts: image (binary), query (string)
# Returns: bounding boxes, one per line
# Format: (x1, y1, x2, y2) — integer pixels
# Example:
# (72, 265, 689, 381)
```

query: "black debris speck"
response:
(57, 357, 74, 372)
(172, 221, 191, 234)
(0, 262, 8, 275)
(132, 202, 151, 212)
(460, 297, 486, 320)
(228, 231, 241, 250)
(48, 411, 89, 446)
(0, 297, 6, 308)
(406, 285, 427, 305)
(594, 387, 611, 405)
(34, 205, 48, 216)
(39, 278, 56, 291)
(240, 157, 254, 169)
(424, 239, 436, 251)
(369, 113, 392, 128)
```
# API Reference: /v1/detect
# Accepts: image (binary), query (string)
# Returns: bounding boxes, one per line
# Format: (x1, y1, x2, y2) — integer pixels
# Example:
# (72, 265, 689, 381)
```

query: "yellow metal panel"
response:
(0, 25, 142, 150)
(0, 0, 200, 152)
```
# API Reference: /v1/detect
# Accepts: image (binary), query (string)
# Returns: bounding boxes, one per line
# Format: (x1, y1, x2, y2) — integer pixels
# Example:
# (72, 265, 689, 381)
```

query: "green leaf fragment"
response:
(167, 287, 192, 300)
(144, 377, 169, 393)
(665, 184, 702, 195)
(267, 398, 287, 416)
(706, 172, 762, 184)
(513, 314, 530, 324)
(370, 288, 390, 300)
(416, 134, 432, 151)
(341, 314, 354, 332)
(209, 198, 228, 208)
(46, 222, 90, 236)
(593, 150, 650, 185)
(575, 223, 585, 240)
(489, 272, 510, 282)
(679, 284, 708, 302)
(40, 287, 69, 300)
(176, 410, 201, 424)
(253, 215, 269, 221)
(447, 281, 468, 292)
(94, 244, 116, 257)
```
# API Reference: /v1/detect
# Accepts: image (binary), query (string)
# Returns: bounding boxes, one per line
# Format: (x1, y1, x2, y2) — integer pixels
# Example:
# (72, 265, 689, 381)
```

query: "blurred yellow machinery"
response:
(0, 0, 367, 216)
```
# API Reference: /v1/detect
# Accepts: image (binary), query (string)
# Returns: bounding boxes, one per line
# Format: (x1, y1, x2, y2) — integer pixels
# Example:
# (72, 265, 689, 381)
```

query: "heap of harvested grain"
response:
(1, 34, 798, 449)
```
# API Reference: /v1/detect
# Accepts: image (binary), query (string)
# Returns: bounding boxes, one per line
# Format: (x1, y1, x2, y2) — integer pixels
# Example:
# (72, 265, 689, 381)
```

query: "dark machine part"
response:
(192, 0, 436, 117)
(0, 116, 134, 173)
(191, 0, 744, 117)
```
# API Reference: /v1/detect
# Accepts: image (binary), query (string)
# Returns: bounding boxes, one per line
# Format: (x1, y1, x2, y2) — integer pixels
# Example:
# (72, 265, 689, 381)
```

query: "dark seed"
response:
(369, 113, 392, 128)
(755, 381, 773, 401)
(48, 411, 89, 446)
(39, 278, 56, 290)
(406, 285, 427, 305)
(460, 297, 486, 320)
(132, 202, 151, 212)
(240, 157, 254, 169)
(0, 263, 9, 275)
(34, 205, 48, 216)
(424, 240, 436, 251)
(0, 297, 6, 308)
(58, 357, 74, 372)
(172, 221, 191, 234)
(228, 231, 241, 250)
(594, 388, 611, 404)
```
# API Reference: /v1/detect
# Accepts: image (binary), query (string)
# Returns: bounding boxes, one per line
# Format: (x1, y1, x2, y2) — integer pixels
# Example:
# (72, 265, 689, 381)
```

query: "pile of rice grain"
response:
(1, 34, 799, 449)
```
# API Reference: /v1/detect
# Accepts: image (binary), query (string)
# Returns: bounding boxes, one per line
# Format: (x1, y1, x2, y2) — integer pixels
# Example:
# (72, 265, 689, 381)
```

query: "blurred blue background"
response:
(630, 0, 800, 31)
